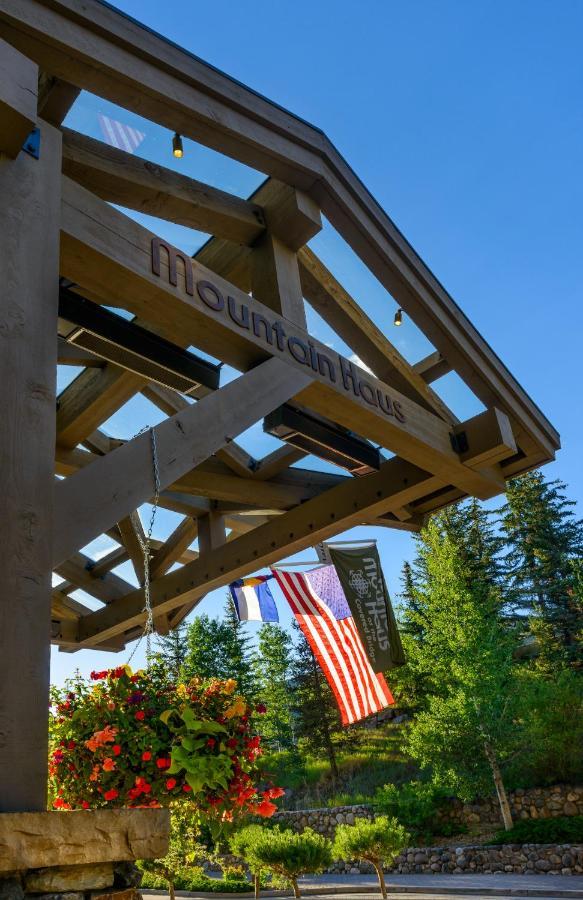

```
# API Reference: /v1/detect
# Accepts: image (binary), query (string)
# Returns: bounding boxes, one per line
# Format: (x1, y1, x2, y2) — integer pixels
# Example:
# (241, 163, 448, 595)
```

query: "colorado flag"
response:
(229, 576, 279, 622)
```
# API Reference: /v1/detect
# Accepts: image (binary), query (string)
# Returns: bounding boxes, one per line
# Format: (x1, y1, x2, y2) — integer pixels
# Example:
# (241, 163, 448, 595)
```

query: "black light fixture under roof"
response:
(394, 308, 403, 326)
(58, 288, 220, 395)
(264, 405, 382, 476)
(172, 132, 184, 158)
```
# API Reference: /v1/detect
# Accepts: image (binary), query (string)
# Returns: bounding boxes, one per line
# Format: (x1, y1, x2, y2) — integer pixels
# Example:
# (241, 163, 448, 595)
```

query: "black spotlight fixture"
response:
(172, 132, 184, 158)
(394, 308, 403, 326)
(58, 288, 220, 395)
(264, 405, 382, 476)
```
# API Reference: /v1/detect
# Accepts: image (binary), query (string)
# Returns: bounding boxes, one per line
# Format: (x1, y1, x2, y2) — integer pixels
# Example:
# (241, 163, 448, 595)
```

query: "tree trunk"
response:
(373, 862, 388, 900)
(253, 872, 260, 900)
(291, 877, 301, 899)
(168, 881, 175, 900)
(484, 741, 513, 830)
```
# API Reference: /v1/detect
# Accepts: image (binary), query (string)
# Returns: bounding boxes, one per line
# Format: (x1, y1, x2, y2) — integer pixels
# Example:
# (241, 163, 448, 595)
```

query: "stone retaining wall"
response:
(274, 785, 583, 835)
(328, 843, 583, 876)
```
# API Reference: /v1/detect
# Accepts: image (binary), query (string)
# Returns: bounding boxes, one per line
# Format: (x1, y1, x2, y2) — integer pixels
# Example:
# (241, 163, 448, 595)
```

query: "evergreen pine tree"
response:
(403, 515, 523, 830)
(181, 596, 256, 697)
(290, 621, 340, 779)
(397, 500, 510, 704)
(155, 622, 188, 681)
(253, 623, 295, 750)
(500, 472, 583, 665)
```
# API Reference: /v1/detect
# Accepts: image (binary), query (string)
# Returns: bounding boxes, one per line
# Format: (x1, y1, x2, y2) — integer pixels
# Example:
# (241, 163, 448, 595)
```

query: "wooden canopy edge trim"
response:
(0, 0, 558, 458)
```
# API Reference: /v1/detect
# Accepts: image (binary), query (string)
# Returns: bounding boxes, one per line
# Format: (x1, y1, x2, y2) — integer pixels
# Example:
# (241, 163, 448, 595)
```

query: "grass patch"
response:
(265, 723, 419, 809)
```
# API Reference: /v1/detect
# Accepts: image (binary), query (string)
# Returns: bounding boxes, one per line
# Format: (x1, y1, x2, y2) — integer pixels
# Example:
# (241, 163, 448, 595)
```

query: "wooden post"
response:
(0, 116, 62, 811)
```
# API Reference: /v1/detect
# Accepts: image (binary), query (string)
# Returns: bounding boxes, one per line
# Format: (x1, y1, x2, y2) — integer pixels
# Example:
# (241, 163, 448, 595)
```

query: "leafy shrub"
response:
(490, 815, 583, 845)
(333, 817, 409, 900)
(140, 866, 251, 892)
(231, 825, 333, 898)
(374, 780, 447, 841)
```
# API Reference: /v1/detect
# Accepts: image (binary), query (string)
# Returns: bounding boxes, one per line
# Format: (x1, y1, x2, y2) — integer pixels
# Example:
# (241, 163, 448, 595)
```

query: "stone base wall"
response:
(0, 861, 143, 900)
(327, 843, 583, 877)
(0, 810, 169, 900)
(274, 785, 583, 836)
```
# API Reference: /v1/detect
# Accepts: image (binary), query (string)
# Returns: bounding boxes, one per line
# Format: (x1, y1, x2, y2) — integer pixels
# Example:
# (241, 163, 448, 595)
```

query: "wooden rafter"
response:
(59, 176, 515, 499)
(53, 356, 313, 566)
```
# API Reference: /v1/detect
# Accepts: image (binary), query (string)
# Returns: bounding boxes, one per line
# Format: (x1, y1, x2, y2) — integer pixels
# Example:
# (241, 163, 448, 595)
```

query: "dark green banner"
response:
(329, 545, 405, 671)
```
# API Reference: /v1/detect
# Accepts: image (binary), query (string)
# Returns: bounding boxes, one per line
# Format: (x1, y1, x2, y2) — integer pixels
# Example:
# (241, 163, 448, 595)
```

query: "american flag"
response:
(98, 114, 145, 154)
(272, 566, 394, 725)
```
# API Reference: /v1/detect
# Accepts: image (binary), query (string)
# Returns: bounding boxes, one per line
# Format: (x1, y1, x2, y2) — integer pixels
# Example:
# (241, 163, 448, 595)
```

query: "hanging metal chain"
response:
(126, 426, 160, 665)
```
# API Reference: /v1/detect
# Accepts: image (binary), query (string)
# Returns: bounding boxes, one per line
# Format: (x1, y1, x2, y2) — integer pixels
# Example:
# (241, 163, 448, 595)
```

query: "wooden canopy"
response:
(0, 0, 559, 810)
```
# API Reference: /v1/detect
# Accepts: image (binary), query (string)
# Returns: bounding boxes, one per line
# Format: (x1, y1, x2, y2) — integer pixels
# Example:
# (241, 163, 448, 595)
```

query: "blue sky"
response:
(52, 0, 583, 683)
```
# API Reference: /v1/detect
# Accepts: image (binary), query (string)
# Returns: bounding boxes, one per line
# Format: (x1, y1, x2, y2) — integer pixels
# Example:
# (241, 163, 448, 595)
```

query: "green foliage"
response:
(333, 816, 409, 865)
(374, 781, 447, 838)
(394, 506, 524, 827)
(507, 667, 583, 788)
(155, 623, 188, 681)
(139, 865, 251, 892)
(500, 472, 583, 667)
(231, 825, 333, 896)
(182, 600, 256, 698)
(291, 621, 340, 778)
(490, 816, 583, 845)
(254, 624, 295, 750)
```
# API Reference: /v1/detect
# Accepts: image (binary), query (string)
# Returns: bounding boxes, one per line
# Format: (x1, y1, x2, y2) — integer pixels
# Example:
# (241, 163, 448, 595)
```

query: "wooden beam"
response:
(0, 121, 61, 811)
(0, 36, 36, 158)
(37, 72, 78, 125)
(56, 363, 144, 449)
(55, 552, 135, 604)
(79, 456, 444, 644)
(76, 391, 519, 647)
(252, 233, 306, 326)
(0, 0, 558, 460)
(299, 246, 455, 423)
(117, 513, 146, 585)
(62, 127, 267, 244)
(89, 545, 129, 578)
(253, 445, 307, 480)
(59, 177, 511, 499)
(53, 357, 313, 565)
(142, 382, 255, 478)
(413, 350, 452, 384)
(150, 517, 198, 581)
(172, 468, 308, 509)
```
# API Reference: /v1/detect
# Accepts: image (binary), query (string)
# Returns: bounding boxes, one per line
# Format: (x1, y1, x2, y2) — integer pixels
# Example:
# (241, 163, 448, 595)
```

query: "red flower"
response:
(226, 737, 238, 749)
(81, 800, 90, 809)
(67, 740, 76, 750)
(156, 757, 171, 770)
(165, 778, 177, 790)
(134, 710, 145, 721)
(256, 703, 267, 714)
(102, 757, 115, 772)
(182, 784, 192, 793)
(206, 738, 216, 748)
(113, 744, 121, 756)
(255, 799, 277, 818)
(104, 789, 118, 801)
(141, 750, 152, 761)
(266, 786, 285, 799)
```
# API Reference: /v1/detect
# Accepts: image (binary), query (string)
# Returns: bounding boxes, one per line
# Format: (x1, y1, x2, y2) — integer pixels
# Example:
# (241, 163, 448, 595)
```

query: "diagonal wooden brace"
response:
(53, 357, 312, 566)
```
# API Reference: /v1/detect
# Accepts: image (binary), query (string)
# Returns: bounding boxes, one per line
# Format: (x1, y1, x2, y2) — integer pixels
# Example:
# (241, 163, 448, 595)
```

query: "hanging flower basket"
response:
(50, 666, 283, 822)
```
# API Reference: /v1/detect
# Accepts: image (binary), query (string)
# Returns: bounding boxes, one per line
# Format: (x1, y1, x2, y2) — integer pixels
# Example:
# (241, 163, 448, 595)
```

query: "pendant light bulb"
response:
(394, 308, 403, 327)
(172, 132, 184, 158)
